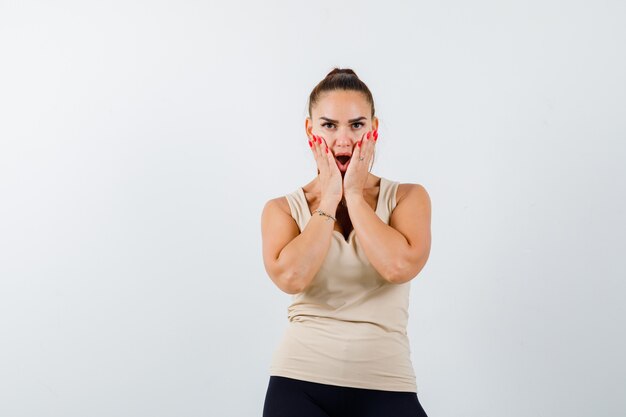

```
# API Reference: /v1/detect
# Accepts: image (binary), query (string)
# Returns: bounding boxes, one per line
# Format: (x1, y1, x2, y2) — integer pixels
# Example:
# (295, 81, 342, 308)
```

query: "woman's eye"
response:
(322, 122, 364, 129)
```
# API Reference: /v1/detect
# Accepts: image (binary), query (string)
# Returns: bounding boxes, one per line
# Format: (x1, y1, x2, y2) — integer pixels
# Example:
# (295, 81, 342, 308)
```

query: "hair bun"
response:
(308, 66, 374, 121)
(326, 67, 357, 78)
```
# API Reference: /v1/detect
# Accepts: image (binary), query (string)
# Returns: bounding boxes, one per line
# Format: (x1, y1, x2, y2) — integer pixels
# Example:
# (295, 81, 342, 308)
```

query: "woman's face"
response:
(306, 90, 378, 171)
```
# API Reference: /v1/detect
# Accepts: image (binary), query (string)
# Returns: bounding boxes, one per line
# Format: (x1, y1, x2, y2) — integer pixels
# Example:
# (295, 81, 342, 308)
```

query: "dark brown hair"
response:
(308, 68, 375, 119)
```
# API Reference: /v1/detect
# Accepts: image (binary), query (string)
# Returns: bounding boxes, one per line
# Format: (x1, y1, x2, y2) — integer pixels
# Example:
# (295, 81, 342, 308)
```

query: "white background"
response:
(1, 1, 624, 416)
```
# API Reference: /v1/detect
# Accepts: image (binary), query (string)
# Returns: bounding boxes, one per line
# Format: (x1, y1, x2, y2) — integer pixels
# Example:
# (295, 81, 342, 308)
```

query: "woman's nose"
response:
(332, 138, 355, 149)
(334, 132, 357, 144)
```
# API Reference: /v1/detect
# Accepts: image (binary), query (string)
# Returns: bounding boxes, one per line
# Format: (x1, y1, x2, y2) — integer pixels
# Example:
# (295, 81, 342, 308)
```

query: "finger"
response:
(314, 135, 329, 173)
(355, 131, 367, 159)
(355, 130, 372, 166)
(309, 134, 317, 159)
(324, 137, 335, 175)
(360, 130, 368, 146)
(310, 135, 321, 171)
(321, 135, 331, 157)
(364, 129, 375, 162)
(326, 139, 340, 174)
(365, 130, 376, 170)
(311, 135, 323, 174)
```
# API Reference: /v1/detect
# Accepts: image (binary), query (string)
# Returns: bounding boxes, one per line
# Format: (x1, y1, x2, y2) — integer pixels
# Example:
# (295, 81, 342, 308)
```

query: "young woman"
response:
(261, 68, 432, 417)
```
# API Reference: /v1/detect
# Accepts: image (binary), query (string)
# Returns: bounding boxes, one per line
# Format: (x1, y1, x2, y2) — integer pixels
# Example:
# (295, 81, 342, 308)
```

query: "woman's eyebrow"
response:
(319, 116, 367, 123)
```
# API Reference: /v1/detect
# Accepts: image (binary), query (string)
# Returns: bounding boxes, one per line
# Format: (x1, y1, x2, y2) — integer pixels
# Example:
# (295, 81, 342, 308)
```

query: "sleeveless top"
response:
(268, 176, 418, 393)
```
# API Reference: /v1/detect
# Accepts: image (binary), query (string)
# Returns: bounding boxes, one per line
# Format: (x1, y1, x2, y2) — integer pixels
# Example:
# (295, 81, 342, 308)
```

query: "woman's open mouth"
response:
(335, 155, 351, 170)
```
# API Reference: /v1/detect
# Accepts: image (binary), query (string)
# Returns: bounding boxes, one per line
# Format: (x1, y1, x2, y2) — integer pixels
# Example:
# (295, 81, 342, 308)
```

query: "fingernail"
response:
(318, 136, 323, 144)
(373, 130, 378, 140)
(367, 131, 371, 139)
(358, 141, 362, 147)
(325, 145, 328, 153)
(308, 140, 313, 147)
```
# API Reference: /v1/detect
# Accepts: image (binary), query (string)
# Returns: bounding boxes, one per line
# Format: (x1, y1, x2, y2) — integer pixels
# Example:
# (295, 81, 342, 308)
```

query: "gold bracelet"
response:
(314, 209, 336, 222)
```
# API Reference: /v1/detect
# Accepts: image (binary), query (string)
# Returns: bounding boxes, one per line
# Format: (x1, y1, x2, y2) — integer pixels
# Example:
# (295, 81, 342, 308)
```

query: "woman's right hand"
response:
(309, 135, 343, 207)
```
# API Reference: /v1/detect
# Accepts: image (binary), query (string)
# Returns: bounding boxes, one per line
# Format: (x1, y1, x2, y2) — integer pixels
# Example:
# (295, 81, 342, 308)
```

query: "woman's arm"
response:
(346, 183, 431, 284)
(261, 197, 338, 294)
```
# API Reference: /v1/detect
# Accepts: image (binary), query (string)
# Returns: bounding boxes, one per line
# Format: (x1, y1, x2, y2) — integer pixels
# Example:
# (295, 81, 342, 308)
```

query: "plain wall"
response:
(1, 1, 624, 416)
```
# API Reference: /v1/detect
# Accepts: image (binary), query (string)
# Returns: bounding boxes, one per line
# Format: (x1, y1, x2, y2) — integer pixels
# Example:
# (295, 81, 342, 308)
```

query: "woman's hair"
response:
(308, 68, 375, 119)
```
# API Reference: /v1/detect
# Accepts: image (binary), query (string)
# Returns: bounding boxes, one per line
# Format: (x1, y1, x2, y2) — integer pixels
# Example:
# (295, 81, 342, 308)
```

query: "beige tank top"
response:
(268, 176, 418, 393)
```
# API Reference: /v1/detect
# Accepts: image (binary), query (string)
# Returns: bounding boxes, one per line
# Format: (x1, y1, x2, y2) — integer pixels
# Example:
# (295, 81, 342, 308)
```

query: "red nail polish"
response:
(367, 131, 371, 139)
(373, 130, 378, 140)
(308, 140, 313, 147)
(325, 145, 328, 153)
(358, 141, 362, 147)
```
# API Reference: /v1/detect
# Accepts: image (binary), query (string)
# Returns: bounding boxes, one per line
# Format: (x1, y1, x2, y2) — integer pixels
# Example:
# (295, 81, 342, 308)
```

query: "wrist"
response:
(344, 191, 364, 202)
(317, 200, 338, 217)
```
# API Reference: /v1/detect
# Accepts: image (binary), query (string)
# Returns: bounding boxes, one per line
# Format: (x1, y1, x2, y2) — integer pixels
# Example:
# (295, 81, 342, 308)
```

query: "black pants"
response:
(263, 376, 428, 417)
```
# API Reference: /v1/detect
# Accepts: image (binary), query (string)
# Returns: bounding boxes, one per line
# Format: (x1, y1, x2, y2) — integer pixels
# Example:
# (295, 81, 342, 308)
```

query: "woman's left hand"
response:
(343, 129, 377, 198)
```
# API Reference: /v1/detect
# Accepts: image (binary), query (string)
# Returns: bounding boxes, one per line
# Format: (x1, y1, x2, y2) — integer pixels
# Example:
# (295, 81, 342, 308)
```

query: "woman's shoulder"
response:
(264, 185, 307, 218)
(264, 194, 292, 217)
(395, 181, 430, 205)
